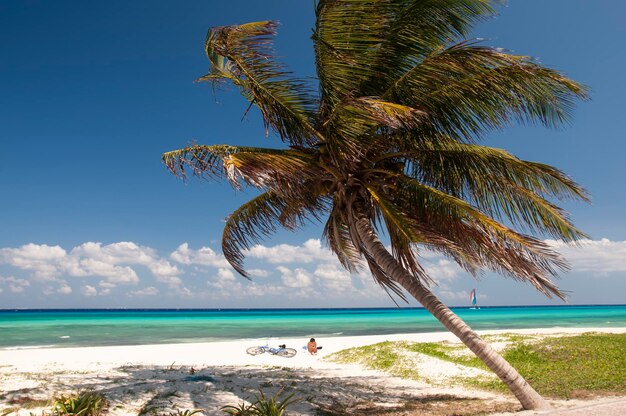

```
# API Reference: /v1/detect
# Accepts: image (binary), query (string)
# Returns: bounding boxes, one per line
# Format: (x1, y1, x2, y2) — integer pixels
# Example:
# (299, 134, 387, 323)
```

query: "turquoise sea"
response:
(1, 305, 626, 350)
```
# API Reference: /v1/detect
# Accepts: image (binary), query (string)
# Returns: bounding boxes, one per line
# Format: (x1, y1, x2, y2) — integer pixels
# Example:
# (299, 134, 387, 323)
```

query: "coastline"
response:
(4, 327, 626, 370)
(2, 327, 626, 415)
(4, 304, 626, 350)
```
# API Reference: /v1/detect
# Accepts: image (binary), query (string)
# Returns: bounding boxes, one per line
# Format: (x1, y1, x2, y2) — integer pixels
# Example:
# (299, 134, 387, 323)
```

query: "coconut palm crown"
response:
(164, 0, 588, 410)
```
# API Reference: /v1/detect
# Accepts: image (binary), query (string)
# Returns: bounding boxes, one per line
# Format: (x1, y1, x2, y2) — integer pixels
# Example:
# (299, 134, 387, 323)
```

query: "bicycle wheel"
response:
(246, 346, 265, 355)
(276, 348, 297, 358)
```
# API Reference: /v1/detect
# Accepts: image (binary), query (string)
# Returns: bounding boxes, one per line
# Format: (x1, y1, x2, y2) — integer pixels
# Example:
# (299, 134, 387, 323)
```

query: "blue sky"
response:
(1, 1, 625, 308)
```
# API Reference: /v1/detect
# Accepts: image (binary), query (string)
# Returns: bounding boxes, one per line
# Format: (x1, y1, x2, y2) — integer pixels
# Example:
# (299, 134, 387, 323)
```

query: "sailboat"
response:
(469, 288, 480, 309)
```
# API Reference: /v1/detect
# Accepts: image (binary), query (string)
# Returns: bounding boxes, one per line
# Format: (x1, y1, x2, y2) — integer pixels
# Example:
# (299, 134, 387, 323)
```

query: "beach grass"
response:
(325, 341, 415, 378)
(495, 332, 626, 398)
(52, 391, 108, 416)
(327, 333, 626, 399)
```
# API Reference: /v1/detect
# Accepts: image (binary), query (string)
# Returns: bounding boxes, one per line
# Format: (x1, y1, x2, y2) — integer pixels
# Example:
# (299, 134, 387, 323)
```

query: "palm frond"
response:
(391, 138, 588, 240)
(313, 0, 392, 112)
(313, 0, 497, 112)
(323, 209, 362, 274)
(328, 97, 427, 137)
(365, 184, 419, 243)
(393, 176, 567, 298)
(363, 0, 497, 94)
(162, 144, 321, 191)
(384, 43, 589, 140)
(366, 184, 434, 284)
(320, 97, 428, 159)
(329, 205, 409, 301)
(199, 21, 320, 146)
(364, 255, 408, 303)
(402, 138, 588, 201)
(223, 191, 314, 276)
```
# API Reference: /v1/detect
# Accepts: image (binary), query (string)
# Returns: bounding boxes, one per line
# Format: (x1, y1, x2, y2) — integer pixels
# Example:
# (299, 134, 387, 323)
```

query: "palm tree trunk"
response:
(354, 216, 550, 410)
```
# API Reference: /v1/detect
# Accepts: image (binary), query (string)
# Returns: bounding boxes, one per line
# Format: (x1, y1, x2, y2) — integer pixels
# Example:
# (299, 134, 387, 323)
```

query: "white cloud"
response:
(72, 242, 153, 264)
(0, 241, 181, 286)
(7, 237, 623, 304)
(546, 238, 626, 275)
(95, 281, 112, 296)
(246, 239, 336, 264)
(128, 286, 159, 297)
(170, 243, 230, 268)
(151, 270, 183, 287)
(208, 267, 242, 293)
(75, 258, 139, 284)
(0, 276, 31, 293)
(217, 268, 236, 281)
(246, 283, 285, 297)
(2, 244, 66, 261)
(0, 244, 67, 280)
(313, 264, 353, 292)
(57, 283, 72, 295)
(71, 242, 180, 284)
(81, 285, 97, 297)
(424, 259, 462, 281)
(0, 239, 459, 302)
(277, 266, 312, 289)
(436, 283, 469, 302)
(248, 268, 269, 277)
(175, 286, 194, 298)
(150, 259, 180, 279)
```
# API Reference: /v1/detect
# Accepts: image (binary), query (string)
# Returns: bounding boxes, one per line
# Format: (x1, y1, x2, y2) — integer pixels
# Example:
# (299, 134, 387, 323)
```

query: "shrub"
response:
(221, 388, 299, 416)
(52, 391, 107, 416)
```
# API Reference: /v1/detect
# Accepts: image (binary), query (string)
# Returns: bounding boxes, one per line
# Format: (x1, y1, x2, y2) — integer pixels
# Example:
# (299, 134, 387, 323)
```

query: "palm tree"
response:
(163, 1, 588, 410)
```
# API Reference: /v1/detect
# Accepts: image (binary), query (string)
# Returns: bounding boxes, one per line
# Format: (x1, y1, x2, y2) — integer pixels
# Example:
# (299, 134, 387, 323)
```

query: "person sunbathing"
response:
(307, 338, 318, 355)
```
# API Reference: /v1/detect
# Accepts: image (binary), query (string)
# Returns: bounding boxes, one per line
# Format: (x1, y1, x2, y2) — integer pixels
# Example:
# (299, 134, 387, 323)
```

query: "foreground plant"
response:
(52, 391, 107, 416)
(221, 388, 298, 416)
(221, 401, 256, 416)
(164, 0, 588, 410)
(168, 410, 203, 416)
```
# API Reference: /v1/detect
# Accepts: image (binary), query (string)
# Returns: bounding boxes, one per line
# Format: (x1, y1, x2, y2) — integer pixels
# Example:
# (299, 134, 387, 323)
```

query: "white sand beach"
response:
(2, 327, 625, 415)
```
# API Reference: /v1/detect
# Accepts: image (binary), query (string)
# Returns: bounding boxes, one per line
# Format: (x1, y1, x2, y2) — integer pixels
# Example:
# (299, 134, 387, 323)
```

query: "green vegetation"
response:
(329, 333, 626, 399)
(168, 410, 203, 416)
(222, 388, 299, 416)
(0, 392, 106, 416)
(329, 339, 492, 381)
(222, 401, 256, 416)
(328, 341, 413, 380)
(52, 391, 108, 416)
(334, 341, 400, 370)
(499, 333, 626, 398)
(405, 342, 484, 369)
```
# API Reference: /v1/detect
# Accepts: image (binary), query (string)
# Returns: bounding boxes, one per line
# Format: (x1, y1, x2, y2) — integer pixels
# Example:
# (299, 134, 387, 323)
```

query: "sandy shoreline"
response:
(2, 327, 625, 415)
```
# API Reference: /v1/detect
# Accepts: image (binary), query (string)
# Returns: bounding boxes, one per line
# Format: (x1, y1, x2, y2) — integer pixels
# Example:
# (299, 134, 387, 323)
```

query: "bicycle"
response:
(246, 343, 297, 358)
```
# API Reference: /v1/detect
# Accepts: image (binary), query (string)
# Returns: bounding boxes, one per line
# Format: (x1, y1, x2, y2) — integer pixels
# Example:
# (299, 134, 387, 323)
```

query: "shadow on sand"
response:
(1, 364, 520, 415)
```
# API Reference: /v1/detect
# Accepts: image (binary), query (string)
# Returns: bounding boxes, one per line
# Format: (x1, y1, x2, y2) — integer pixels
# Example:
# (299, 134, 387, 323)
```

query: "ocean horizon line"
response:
(2, 303, 625, 312)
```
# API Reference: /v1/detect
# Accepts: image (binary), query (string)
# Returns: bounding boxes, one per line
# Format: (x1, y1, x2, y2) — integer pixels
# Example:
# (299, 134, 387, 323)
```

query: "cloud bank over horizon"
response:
(1, 238, 625, 308)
